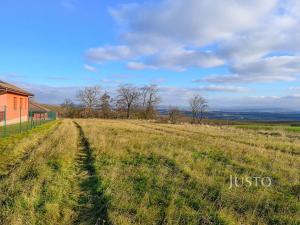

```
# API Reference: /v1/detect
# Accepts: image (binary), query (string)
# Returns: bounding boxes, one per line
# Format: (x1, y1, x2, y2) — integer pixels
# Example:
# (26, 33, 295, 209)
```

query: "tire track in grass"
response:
(86, 124, 227, 224)
(73, 122, 110, 225)
(0, 121, 69, 224)
(91, 121, 299, 225)
(0, 121, 61, 180)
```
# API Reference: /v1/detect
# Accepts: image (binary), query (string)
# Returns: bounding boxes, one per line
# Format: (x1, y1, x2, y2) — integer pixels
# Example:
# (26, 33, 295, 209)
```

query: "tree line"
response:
(61, 84, 208, 123)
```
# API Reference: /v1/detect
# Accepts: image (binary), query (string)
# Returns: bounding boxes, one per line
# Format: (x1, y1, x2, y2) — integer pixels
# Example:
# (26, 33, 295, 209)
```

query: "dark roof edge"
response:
(29, 102, 51, 112)
(0, 87, 34, 96)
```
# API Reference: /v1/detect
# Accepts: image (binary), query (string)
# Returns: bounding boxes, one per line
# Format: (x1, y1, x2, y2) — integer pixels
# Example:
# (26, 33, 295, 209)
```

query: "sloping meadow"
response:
(76, 119, 300, 225)
(0, 120, 81, 224)
(0, 119, 299, 225)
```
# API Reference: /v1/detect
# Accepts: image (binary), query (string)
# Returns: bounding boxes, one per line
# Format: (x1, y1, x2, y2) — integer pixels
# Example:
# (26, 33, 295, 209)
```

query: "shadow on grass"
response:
(74, 122, 110, 225)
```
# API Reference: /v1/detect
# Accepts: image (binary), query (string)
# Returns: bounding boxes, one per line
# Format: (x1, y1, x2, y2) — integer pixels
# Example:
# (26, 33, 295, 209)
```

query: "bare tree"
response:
(61, 98, 76, 118)
(189, 94, 208, 123)
(140, 85, 160, 119)
(168, 107, 183, 124)
(116, 84, 140, 119)
(77, 86, 101, 117)
(100, 91, 112, 119)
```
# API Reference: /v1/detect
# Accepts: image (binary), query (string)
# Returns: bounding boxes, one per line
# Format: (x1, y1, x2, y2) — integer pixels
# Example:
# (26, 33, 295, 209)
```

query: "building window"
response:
(14, 97, 17, 110)
(20, 98, 23, 110)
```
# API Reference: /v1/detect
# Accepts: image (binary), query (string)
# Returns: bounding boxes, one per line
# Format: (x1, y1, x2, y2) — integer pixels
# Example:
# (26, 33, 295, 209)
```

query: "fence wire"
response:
(0, 105, 56, 138)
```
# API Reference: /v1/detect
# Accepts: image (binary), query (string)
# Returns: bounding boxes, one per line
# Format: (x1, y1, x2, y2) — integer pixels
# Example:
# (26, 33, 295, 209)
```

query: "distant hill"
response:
(157, 108, 300, 122)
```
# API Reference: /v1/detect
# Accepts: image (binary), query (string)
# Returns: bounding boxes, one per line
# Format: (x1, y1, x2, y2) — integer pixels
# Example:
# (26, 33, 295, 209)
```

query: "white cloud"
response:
(289, 86, 300, 91)
(232, 56, 300, 81)
(200, 74, 243, 83)
(0, 72, 25, 80)
(86, 0, 300, 85)
(84, 64, 97, 73)
(100, 79, 122, 84)
(6, 81, 80, 105)
(3, 77, 300, 110)
(89, 0, 272, 70)
(158, 86, 196, 106)
(149, 78, 166, 84)
(281, 0, 300, 19)
(210, 95, 300, 111)
(196, 85, 249, 93)
(127, 62, 157, 70)
(143, 48, 224, 71)
(86, 43, 223, 71)
(202, 56, 300, 83)
(111, 0, 275, 45)
(86, 45, 134, 63)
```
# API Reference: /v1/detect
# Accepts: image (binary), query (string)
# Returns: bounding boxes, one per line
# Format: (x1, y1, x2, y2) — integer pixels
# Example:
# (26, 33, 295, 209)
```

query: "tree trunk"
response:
(127, 106, 130, 119)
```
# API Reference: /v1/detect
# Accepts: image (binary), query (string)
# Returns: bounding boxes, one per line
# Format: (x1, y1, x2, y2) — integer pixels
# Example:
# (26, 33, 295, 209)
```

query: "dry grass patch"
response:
(1, 119, 299, 225)
(76, 119, 299, 225)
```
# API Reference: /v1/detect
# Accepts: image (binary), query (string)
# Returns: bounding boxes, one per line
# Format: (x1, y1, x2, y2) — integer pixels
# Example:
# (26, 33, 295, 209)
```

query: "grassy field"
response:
(0, 119, 299, 225)
(235, 124, 300, 132)
(0, 119, 52, 137)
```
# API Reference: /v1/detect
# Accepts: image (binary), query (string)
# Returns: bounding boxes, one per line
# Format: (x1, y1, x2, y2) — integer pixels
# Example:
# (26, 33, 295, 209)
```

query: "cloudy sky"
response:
(1, 0, 300, 110)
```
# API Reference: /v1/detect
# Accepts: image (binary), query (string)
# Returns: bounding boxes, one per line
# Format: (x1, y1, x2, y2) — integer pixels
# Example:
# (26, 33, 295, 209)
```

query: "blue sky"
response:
(1, 0, 300, 110)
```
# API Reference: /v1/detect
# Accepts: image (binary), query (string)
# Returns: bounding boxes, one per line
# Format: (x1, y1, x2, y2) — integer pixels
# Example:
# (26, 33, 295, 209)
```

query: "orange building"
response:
(29, 101, 51, 120)
(0, 81, 33, 125)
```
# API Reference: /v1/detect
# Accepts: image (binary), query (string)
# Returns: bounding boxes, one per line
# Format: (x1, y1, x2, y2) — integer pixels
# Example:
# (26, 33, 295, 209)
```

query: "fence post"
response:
(30, 111, 33, 129)
(4, 105, 7, 137)
(27, 110, 29, 131)
(20, 106, 22, 133)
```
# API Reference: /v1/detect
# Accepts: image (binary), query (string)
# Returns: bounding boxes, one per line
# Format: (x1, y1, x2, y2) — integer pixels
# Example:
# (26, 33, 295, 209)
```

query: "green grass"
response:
(78, 120, 300, 225)
(0, 119, 54, 138)
(0, 120, 59, 177)
(235, 124, 300, 133)
(0, 120, 79, 225)
(0, 119, 299, 225)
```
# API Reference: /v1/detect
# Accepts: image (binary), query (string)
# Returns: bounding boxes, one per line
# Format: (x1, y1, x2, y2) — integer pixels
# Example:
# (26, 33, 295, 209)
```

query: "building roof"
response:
(29, 101, 51, 113)
(0, 80, 34, 96)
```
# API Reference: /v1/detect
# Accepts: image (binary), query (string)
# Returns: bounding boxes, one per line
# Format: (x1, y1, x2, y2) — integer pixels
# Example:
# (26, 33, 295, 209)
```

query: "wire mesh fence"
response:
(0, 105, 56, 138)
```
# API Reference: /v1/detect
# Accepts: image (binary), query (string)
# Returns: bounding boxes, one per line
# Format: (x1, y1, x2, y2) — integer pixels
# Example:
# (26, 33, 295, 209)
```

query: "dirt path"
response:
(73, 122, 110, 225)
